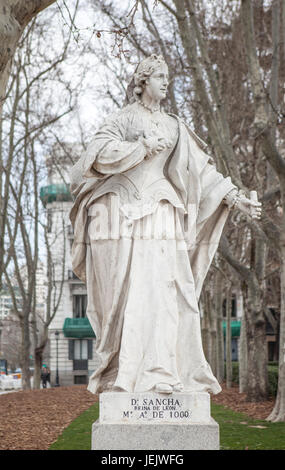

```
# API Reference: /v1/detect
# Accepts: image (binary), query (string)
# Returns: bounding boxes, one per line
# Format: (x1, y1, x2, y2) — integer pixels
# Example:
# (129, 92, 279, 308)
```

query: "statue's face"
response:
(143, 63, 169, 102)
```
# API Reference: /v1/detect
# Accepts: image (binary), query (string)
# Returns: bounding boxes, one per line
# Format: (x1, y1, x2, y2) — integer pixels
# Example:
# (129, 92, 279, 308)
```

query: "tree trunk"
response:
(267, 182, 285, 421)
(239, 291, 248, 393)
(33, 347, 43, 389)
(216, 313, 224, 384)
(20, 316, 31, 390)
(208, 286, 218, 377)
(246, 320, 268, 401)
(283, 0, 285, 63)
(33, 330, 49, 389)
(226, 287, 232, 388)
(219, 235, 268, 399)
(245, 218, 268, 400)
(244, 283, 268, 401)
(215, 270, 224, 383)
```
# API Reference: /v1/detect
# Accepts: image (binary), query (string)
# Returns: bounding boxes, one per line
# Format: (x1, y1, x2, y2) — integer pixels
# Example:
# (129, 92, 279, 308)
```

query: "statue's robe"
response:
(69, 104, 235, 394)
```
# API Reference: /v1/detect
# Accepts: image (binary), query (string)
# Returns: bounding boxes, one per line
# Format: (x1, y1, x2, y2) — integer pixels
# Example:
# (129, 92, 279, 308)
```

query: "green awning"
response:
(63, 317, 96, 339)
(222, 320, 241, 337)
(40, 183, 73, 206)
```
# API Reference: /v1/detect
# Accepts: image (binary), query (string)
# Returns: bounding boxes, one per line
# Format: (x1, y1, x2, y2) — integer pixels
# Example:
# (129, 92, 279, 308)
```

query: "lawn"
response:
(211, 403, 285, 450)
(49, 402, 99, 450)
(49, 401, 285, 451)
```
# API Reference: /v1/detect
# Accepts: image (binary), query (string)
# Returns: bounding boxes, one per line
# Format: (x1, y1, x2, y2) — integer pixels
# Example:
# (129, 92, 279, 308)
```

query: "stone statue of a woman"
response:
(69, 55, 261, 395)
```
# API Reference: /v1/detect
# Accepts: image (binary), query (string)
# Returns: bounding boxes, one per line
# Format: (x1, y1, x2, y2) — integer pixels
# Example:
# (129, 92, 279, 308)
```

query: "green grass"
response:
(49, 402, 99, 450)
(49, 401, 285, 451)
(211, 403, 285, 450)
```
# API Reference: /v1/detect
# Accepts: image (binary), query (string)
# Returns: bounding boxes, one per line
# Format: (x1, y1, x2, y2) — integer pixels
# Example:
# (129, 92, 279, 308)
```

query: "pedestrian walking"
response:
(41, 365, 50, 389)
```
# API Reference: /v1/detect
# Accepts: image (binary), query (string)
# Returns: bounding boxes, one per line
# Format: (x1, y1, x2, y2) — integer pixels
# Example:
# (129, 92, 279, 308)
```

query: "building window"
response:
(68, 339, 93, 361)
(73, 359, 88, 370)
(74, 339, 88, 360)
(74, 375, 87, 385)
(69, 339, 92, 372)
(73, 295, 87, 318)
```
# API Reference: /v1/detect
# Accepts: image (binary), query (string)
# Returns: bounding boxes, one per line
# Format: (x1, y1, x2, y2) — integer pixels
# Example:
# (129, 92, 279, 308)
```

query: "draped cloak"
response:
(69, 105, 236, 394)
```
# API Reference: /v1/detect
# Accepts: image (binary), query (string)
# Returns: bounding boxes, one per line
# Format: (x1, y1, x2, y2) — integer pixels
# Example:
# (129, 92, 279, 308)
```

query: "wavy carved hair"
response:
(125, 54, 167, 105)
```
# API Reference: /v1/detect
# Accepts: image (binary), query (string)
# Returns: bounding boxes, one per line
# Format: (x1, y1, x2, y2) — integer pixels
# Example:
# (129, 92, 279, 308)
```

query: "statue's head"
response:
(133, 54, 169, 102)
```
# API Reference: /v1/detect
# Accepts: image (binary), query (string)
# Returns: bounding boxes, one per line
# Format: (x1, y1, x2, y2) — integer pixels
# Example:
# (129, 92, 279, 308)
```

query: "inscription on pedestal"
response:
(123, 396, 191, 421)
(99, 392, 211, 424)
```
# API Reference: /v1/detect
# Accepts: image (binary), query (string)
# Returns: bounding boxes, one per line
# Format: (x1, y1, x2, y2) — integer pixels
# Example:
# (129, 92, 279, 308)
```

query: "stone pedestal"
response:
(92, 391, 219, 450)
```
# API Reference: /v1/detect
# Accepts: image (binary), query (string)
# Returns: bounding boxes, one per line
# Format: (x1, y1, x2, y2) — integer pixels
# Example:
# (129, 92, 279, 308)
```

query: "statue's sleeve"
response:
(82, 113, 147, 177)
(196, 160, 237, 225)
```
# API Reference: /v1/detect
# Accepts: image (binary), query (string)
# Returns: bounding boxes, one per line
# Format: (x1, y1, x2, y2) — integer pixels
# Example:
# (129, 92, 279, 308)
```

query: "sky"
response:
(49, 0, 138, 140)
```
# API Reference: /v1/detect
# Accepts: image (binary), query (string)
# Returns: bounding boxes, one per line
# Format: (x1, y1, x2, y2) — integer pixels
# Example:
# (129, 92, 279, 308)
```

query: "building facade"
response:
(40, 150, 100, 387)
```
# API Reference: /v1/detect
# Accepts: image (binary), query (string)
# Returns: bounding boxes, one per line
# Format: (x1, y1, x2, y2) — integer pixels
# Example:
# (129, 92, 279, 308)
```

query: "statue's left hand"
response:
(236, 195, 262, 220)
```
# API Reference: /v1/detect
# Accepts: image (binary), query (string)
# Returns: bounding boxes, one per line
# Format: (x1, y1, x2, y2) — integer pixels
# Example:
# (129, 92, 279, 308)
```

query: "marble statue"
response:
(69, 54, 261, 396)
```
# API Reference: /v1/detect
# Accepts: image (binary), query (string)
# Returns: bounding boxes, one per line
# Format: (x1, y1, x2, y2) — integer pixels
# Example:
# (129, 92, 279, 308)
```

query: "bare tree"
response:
(239, 0, 285, 422)
(225, 281, 233, 389)
(0, 1, 58, 290)
(239, 285, 248, 393)
(89, 0, 284, 413)
(0, 1, 57, 102)
(0, 4, 82, 389)
(0, 314, 21, 370)
(213, 266, 225, 384)
(32, 215, 67, 389)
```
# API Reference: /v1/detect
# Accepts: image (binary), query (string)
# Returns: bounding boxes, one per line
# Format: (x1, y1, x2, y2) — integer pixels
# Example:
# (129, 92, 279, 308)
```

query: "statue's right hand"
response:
(140, 135, 171, 158)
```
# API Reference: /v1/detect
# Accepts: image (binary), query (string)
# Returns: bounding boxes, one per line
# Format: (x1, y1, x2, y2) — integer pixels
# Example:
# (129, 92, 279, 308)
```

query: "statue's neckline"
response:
(137, 99, 161, 114)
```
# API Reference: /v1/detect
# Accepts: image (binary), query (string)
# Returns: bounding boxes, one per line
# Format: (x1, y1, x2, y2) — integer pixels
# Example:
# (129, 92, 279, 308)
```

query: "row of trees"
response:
(0, 0, 82, 388)
(0, 0, 284, 422)
(84, 0, 285, 422)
